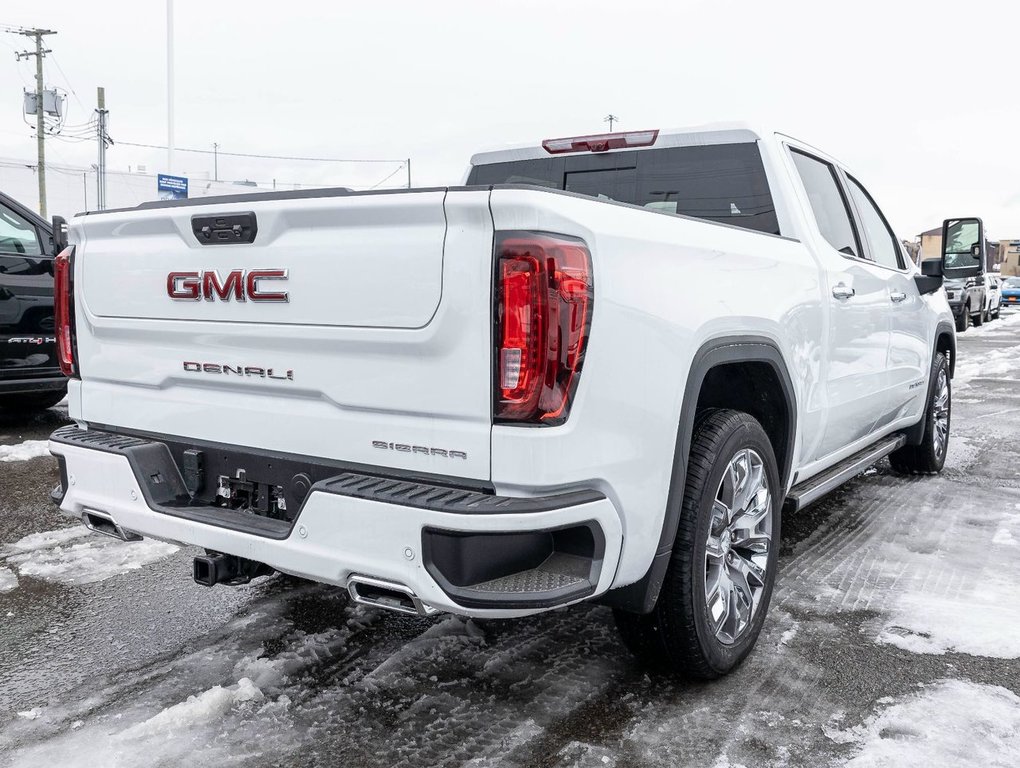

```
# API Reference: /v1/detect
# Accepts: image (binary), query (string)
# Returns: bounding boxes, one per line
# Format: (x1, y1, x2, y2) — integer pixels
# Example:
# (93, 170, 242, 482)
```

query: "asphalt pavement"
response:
(2, 310, 1019, 767)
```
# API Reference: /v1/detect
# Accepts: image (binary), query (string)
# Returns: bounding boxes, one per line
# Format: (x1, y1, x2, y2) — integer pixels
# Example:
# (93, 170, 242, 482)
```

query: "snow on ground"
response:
(0, 440, 52, 462)
(826, 679, 1020, 767)
(0, 566, 18, 593)
(1, 526, 179, 587)
(780, 476, 1020, 658)
(953, 309, 1020, 390)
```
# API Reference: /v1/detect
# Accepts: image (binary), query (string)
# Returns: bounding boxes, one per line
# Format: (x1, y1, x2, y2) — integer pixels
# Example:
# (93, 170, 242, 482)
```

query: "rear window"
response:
(467, 143, 780, 235)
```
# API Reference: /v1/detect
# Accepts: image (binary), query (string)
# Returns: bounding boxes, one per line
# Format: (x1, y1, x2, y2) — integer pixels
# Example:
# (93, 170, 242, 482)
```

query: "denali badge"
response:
(167, 269, 289, 302)
(373, 441, 467, 459)
(183, 361, 294, 380)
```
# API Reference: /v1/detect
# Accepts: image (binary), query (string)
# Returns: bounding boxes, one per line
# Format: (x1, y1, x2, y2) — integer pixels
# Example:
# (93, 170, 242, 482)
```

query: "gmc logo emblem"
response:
(167, 269, 289, 302)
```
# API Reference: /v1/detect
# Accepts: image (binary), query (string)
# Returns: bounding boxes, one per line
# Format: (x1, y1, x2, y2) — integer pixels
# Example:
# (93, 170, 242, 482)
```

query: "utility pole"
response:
(213, 142, 219, 181)
(14, 28, 56, 218)
(96, 87, 109, 210)
(604, 114, 620, 132)
(406, 158, 411, 189)
(166, 0, 175, 172)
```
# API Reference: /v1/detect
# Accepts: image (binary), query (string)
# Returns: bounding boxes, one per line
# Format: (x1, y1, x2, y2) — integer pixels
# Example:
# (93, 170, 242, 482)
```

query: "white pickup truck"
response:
(49, 124, 969, 680)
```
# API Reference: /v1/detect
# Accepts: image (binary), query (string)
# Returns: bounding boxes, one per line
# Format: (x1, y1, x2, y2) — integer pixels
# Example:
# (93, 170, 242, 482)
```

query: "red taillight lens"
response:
(495, 233, 593, 425)
(53, 245, 77, 378)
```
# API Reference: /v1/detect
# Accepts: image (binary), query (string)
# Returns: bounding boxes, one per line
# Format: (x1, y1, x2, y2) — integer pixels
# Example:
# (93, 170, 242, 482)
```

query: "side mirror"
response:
(52, 215, 68, 255)
(941, 217, 985, 279)
(916, 259, 943, 295)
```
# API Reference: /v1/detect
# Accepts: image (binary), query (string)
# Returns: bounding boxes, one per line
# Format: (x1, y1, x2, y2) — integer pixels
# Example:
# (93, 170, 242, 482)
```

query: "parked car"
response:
(49, 124, 960, 680)
(944, 274, 986, 331)
(0, 191, 65, 412)
(1002, 276, 1020, 307)
(984, 274, 1002, 321)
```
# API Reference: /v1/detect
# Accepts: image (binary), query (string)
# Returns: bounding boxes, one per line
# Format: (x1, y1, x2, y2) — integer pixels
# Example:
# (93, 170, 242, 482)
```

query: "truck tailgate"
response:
(72, 189, 494, 481)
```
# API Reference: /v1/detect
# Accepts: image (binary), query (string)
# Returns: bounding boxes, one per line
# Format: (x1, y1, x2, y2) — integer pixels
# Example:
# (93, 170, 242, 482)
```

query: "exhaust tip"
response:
(347, 575, 436, 617)
(81, 509, 142, 542)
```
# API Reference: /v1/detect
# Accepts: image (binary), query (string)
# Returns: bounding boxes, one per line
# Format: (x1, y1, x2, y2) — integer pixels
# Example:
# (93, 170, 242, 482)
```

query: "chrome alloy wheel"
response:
(933, 368, 950, 458)
(704, 448, 773, 645)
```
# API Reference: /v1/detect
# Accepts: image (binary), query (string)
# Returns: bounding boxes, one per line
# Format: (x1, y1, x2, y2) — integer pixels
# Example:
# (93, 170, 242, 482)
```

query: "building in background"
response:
(919, 226, 943, 262)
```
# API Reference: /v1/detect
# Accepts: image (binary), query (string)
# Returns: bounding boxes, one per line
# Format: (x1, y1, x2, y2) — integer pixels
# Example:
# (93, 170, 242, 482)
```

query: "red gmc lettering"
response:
(167, 271, 201, 300)
(245, 270, 289, 302)
(167, 269, 288, 302)
(203, 270, 244, 302)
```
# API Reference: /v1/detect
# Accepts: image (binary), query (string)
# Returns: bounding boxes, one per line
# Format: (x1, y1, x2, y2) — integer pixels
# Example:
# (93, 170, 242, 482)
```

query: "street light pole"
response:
(166, 0, 175, 173)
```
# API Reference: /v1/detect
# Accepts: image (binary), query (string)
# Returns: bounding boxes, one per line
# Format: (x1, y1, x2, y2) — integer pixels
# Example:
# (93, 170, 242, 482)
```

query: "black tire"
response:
(0, 389, 66, 413)
(614, 409, 781, 680)
(956, 305, 969, 332)
(889, 352, 950, 475)
(974, 305, 984, 326)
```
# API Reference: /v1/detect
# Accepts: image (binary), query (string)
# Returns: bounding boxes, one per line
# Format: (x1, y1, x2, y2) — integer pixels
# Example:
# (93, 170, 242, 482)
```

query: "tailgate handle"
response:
(191, 212, 258, 245)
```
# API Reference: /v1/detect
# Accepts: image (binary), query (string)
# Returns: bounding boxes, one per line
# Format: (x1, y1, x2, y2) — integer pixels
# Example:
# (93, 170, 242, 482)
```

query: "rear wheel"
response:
(889, 352, 950, 475)
(614, 410, 780, 679)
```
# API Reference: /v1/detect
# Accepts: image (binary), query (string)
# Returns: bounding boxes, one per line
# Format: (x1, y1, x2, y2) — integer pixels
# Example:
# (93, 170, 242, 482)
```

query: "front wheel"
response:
(614, 410, 780, 679)
(889, 352, 950, 475)
(973, 305, 984, 326)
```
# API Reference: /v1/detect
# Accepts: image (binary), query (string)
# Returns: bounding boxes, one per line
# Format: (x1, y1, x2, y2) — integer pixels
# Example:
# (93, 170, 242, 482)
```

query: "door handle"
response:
(832, 283, 855, 300)
(890, 291, 907, 303)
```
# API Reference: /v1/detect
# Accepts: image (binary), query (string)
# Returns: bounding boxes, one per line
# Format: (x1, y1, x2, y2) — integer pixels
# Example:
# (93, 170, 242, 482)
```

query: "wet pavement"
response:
(2, 310, 1019, 767)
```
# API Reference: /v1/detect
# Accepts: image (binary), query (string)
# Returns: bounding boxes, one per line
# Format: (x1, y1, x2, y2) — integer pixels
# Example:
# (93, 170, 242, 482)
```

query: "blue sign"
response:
(157, 173, 189, 200)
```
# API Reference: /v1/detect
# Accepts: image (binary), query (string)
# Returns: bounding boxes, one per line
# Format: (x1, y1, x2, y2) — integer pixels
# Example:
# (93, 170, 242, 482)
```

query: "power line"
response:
(48, 51, 87, 114)
(368, 162, 408, 189)
(115, 139, 403, 164)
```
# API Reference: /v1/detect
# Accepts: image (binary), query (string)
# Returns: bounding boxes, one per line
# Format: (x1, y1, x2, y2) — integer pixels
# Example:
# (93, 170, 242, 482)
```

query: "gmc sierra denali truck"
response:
(48, 124, 967, 680)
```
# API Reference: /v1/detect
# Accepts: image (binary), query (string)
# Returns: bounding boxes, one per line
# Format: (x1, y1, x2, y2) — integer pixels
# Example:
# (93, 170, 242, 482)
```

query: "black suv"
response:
(0, 191, 65, 412)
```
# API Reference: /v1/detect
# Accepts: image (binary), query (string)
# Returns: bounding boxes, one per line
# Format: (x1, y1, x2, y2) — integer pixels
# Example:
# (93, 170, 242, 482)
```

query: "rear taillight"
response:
(495, 232, 593, 425)
(54, 245, 78, 378)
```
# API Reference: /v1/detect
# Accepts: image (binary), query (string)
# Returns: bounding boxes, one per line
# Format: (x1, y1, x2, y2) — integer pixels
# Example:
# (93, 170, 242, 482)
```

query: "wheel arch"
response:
(600, 335, 797, 614)
(902, 321, 956, 446)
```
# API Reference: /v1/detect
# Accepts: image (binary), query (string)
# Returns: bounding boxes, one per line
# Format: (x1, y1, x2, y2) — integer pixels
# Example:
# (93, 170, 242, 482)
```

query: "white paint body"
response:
(53, 124, 954, 617)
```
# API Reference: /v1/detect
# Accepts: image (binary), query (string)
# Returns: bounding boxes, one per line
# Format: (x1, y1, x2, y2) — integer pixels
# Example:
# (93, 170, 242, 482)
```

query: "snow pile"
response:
(829, 680, 1020, 767)
(120, 678, 264, 740)
(2, 526, 179, 586)
(0, 440, 52, 462)
(0, 566, 18, 593)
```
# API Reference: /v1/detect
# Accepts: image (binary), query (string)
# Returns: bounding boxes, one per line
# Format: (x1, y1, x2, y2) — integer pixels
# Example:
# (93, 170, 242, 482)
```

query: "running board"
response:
(785, 434, 906, 513)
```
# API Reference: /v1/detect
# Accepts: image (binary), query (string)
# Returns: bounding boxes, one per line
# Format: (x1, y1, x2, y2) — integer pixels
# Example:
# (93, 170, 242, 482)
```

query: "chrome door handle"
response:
(832, 283, 855, 300)
(890, 291, 907, 303)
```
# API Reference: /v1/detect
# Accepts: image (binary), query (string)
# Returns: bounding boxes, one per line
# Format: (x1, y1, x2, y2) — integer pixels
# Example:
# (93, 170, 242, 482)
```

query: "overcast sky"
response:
(0, 0, 1017, 238)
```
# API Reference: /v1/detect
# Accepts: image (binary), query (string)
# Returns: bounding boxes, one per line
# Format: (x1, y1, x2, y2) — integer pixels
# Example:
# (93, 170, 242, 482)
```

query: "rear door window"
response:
(789, 150, 861, 257)
(845, 175, 904, 270)
(468, 143, 780, 235)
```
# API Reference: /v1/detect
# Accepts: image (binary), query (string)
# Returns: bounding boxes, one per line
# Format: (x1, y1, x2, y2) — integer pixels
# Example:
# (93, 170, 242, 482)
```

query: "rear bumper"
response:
(0, 375, 66, 396)
(48, 426, 623, 618)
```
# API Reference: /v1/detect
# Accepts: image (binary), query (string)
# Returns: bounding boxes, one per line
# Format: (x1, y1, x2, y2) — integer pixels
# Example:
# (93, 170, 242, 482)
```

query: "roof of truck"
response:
(469, 121, 768, 167)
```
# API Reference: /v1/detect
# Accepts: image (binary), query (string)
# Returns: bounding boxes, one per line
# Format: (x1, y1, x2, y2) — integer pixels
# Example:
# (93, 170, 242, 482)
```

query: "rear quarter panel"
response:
(488, 188, 824, 587)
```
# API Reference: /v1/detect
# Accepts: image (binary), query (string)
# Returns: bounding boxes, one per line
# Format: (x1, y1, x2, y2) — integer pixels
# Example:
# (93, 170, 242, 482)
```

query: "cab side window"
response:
(0, 203, 42, 256)
(790, 149, 861, 257)
(846, 175, 904, 270)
